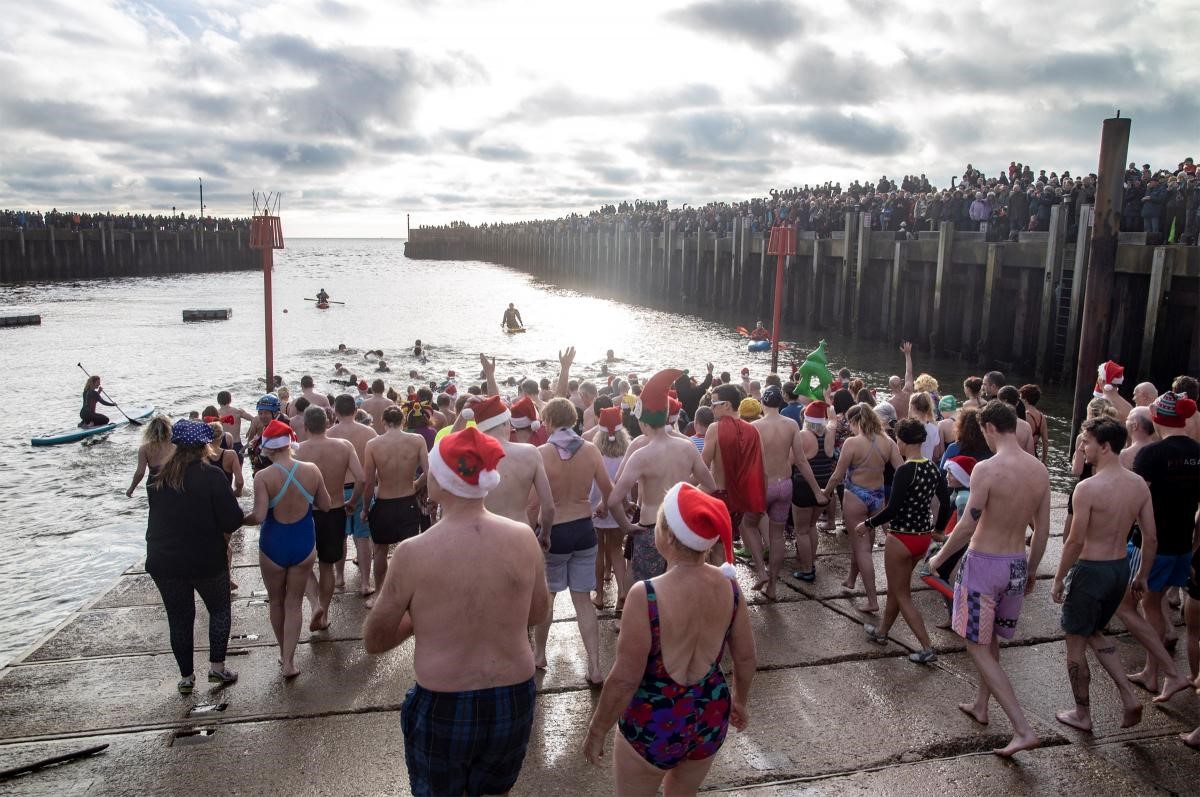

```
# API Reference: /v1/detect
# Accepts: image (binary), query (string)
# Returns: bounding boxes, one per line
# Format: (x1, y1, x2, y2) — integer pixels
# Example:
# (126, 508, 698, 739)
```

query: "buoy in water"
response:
(283, 309, 288, 313)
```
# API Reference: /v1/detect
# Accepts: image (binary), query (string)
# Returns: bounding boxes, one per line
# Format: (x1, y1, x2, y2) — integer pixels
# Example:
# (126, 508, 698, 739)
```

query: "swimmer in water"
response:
(376, 359, 390, 373)
(414, 339, 423, 358)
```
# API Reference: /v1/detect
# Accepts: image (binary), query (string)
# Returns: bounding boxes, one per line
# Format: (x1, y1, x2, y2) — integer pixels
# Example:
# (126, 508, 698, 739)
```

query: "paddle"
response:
(304, 297, 345, 305)
(735, 326, 750, 337)
(76, 363, 141, 426)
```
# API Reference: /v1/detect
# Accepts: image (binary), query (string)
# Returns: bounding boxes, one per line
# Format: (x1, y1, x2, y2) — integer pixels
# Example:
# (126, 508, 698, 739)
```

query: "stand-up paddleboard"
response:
(31, 406, 155, 447)
(504, 326, 527, 334)
(316, 302, 330, 309)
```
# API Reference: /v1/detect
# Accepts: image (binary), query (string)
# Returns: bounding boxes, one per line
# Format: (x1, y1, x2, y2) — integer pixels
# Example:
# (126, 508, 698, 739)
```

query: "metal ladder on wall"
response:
(1049, 243, 1075, 377)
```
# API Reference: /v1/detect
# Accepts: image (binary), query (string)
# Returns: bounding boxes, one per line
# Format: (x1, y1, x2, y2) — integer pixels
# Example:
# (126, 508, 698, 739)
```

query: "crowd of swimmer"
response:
(130, 339, 1200, 795)
(418, 155, 1200, 244)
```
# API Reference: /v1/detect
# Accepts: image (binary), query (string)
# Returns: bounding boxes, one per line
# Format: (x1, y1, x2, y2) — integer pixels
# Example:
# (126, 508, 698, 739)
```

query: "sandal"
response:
(790, 569, 816, 582)
(208, 668, 239, 685)
(909, 648, 937, 665)
(178, 675, 195, 695)
(863, 623, 889, 645)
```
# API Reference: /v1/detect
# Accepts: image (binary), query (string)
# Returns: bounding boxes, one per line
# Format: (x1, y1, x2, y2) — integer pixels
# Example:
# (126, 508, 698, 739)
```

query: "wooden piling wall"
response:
(404, 210, 1198, 386)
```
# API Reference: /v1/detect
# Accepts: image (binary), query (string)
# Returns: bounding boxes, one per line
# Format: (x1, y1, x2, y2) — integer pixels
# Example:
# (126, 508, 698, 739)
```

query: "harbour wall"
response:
(406, 207, 1200, 386)
(0, 226, 258, 282)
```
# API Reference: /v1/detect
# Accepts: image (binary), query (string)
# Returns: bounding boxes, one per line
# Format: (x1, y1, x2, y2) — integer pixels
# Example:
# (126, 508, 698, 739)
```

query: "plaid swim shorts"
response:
(401, 677, 536, 797)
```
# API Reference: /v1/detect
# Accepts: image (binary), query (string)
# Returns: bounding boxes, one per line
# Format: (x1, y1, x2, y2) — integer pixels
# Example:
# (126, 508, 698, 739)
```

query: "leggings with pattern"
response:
(151, 572, 232, 676)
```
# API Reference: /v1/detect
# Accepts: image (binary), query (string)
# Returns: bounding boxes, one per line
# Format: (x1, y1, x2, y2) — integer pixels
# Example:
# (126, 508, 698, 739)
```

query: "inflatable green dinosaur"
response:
(793, 340, 833, 400)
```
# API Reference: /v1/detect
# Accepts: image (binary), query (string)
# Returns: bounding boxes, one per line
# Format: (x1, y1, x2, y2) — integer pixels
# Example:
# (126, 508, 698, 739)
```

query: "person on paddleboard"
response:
(80, 375, 118, 427)
(316, 288, 330, 304)
(502, 303, 524, 331)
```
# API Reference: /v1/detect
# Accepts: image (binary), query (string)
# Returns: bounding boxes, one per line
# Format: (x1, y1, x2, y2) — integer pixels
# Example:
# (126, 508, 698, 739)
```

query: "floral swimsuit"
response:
(618, 579, 739, 769)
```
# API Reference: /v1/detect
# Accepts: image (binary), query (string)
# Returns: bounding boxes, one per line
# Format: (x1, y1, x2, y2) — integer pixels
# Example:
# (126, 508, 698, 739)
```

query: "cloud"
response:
(765, 44, 883, 105)
(503, 83, 720, 123)
(667, 0, 803, 47)
(791, 111, 911, 155)
(474, 144, 533, 162)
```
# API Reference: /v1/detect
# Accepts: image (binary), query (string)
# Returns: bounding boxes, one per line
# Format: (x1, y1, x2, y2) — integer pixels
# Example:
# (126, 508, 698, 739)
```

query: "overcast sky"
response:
(2, 0, 1196, 236)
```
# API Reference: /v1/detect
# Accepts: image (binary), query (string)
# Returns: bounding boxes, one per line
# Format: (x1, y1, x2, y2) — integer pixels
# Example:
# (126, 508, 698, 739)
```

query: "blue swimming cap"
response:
(256, 394, 281, 413)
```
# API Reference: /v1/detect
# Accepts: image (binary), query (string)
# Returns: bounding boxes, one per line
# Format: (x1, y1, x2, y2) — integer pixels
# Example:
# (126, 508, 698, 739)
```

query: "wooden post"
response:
(48, 225, 56, 259)
(889, 240, 906, 340)
(836, 213, 853, 327)
(1138, 247, 1172, 381)
(852, 216, 870, 334)
(1034, 204, 1068, 380)
(930, 221, 954, 353)
(1061, 204, 1092, 381)
(1071, 116, 1130, 445)
(976, 244, 1004, 367)
(738, 218, 750, 309)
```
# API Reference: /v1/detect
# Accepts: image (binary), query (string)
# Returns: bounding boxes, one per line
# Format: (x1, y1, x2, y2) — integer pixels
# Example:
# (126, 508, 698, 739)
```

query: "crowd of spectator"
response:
(0, 209, 251, 233)
(420, 157, 1200, 246)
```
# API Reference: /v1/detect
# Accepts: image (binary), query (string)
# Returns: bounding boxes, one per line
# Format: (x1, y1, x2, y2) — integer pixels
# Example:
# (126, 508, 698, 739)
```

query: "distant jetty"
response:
(407, 207, 1199, 387)
(0, 226, 258, 282)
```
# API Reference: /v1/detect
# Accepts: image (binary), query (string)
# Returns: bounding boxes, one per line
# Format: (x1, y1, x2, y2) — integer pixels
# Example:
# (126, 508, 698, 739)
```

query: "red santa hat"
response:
(945, 456, 976, 488)
(740, 367, 750, 376)
(634, 368, 683, 427)
(357, 380, 369, 392)
(598, 406, 623, 439)
(663, 483, 736, 579)
(668, 397, 683, 424)
(509, 395, 541, 431)
(428, 426, 505, 499)
(803, 400, 830, 426)
(261, 419, 297, 450)
(471, 394, 510, 432)
(1093, 360, 1125, 397)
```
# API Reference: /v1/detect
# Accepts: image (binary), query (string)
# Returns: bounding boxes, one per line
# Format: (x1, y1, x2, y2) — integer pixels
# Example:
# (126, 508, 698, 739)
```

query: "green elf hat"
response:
(635, 368, 684, 428)
(794, 340, 833, 400)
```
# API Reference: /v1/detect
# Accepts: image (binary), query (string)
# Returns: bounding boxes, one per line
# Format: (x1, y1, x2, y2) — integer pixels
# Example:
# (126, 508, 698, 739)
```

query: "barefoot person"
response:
(145, 420, 243, 693)
(364, 427, 549, 797)
(328, 394, 377, 595)
(611, 370, 717, 586)
(361, 379, 394, 434)
(824, 403, 903, 614)
(296, 406, 364, 631)
(592, 407, 630, 610)
(752, 385, 827, 600)
(470, 394, 555, 535)
(532, 398, 613, 686)
(244, 419, 331, 678)
(361, 405, 429, 607)
(216, 390, 255, 462)
(860, 418, 952, 663)
(1051, 417, 1158, 732)
(583, 484, 756, 795)
(703, 383, 767, 585)
(928, 400, 1050, 757)
(126, 414, 174, 495)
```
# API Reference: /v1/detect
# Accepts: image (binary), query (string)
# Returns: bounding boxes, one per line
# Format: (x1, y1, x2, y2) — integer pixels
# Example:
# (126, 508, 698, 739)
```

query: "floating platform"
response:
(182, 308, 232, 321)
(0, 314, 41, 327)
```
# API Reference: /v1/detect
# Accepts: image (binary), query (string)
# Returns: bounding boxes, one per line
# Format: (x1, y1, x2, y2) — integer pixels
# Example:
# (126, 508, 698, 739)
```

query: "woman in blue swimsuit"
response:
(823, 403, 903, 614)
(245, 420, 331, 678)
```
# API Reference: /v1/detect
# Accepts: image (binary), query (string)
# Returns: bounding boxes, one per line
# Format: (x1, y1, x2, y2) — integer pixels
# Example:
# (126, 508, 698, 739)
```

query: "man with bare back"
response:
(296, 406, 364, 631)
(611, 369, 717, 582)
(364, 427, 550, 797)
(299, 375, 331, 410)
(928, 400, 1050, 758)
(1051, 417, 1157, 732)
(751, 385, 827, 600)
(328, 394, 377, 595)
(361, 379, 394, 435)
(886, 341, 915, 420)
(471, 394, 555, 534)
(361, 404, 428, 608)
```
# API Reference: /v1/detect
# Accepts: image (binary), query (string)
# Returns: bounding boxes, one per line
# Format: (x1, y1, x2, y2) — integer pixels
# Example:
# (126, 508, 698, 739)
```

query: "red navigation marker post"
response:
(249, 194, 284, 389)
(766, 225, 797, 374)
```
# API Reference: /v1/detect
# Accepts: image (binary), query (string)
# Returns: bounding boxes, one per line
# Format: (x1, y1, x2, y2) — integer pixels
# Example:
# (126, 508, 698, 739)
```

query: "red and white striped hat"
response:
(662, 482, 736, 579)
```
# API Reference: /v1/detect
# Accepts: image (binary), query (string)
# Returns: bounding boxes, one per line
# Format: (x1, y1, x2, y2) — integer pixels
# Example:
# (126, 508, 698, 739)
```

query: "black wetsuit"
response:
(81, 388, 116, 426)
